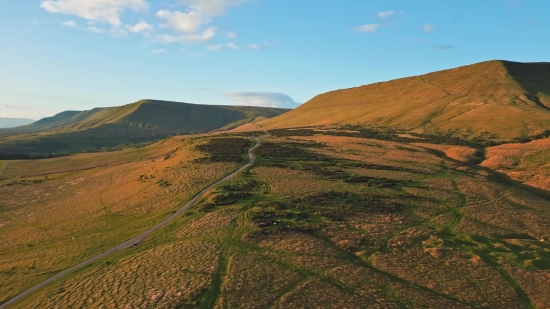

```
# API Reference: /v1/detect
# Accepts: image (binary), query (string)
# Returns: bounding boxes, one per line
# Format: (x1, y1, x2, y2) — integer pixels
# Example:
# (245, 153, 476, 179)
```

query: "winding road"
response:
(0, 138, 261, 309)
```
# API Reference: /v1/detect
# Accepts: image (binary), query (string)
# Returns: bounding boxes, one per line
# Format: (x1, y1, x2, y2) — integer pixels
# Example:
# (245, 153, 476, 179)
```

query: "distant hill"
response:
(3, 100, 287, 135)
(0, 100, 289, 154)
(0, 118, 35, 129)
(259, 60, 550, 139)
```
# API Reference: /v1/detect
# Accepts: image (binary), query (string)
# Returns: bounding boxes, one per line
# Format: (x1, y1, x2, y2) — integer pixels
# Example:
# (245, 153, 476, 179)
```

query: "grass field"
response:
(2, 131, 550, 308)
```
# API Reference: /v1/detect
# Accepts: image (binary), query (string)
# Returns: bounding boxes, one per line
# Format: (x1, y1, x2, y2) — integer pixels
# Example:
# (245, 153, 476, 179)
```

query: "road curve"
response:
(0, 138, 261, 309)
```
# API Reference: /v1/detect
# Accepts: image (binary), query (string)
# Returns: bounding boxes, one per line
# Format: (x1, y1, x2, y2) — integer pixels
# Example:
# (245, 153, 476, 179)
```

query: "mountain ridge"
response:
(3, 99, 289, 135)
(258, 60, 550, 139)
(0, 99, 289, 154)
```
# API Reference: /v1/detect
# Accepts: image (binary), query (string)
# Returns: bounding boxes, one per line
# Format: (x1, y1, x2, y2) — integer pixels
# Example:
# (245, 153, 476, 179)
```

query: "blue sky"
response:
(0, 0, 548, 119)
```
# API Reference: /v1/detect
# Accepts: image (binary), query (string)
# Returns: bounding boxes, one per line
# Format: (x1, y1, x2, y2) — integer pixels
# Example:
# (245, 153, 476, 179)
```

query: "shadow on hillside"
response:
(419, 145, 550, 202)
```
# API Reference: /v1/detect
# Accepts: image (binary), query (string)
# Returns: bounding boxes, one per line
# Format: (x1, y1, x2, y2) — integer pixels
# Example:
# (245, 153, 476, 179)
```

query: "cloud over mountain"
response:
(225, 92, 300, 108)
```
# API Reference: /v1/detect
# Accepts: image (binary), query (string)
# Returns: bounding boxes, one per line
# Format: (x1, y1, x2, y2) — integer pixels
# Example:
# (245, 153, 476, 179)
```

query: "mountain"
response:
(3, 100, 287, 135)
(0, 100, 289, 154)
(258, 60, 550, 139)
(25, 111, 82, 130)
(0, 118, 35, 129)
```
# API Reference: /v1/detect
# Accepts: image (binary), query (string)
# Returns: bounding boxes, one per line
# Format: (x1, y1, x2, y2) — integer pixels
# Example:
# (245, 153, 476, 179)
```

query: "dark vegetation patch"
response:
(200, 177, 262, 211)
(265, 126, 504, 148)
(322, 160, 418, 174)
(0, 139, 156, 159)
(245, 204, 323, 240)
(0, 137, 157, 157)
(257, 141, 420, 186)
(220, 177, 261, 192)
(138, 174, 156, 182)
(291, 191, 405, 220)
(513, 129, 550, 143)
(255, 141, 329, 163)
(156, 179, 171, 188)
(0, 153, 72, 160)
(465, 149, 486, 165)
(299, 163, 348, 180)
(208, 192, 252, 208)
(195, 138, 251, 163)
(2, 179, 47, 187)
(344, 176, 413, 188)
(244, 189, 411, 242)
(0, 139, 70, 155)
(299, 162, 416, 186)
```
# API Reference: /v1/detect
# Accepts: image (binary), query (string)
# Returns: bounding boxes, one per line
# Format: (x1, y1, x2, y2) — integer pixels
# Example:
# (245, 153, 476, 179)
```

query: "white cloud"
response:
(41, 0, 149, 26)
(207, 44, 223, 51)
(423, 24, 436, 33)
(159, 26, 216, 43)
(63, 20, 77, 27)
(227, 42, 240, 50)
(86, 26, 105, 33)
(377, 10, 394, 18)
(156, 0, 247, 33)
(248, 44, 261, 50)
(356, 24, 380, 33)
(126, 21, 153, 33)
(156, 9, 203, 33)
(156, 0, 249, 43)
(225, 92, 299, 108)
(152, 49, 165, 53)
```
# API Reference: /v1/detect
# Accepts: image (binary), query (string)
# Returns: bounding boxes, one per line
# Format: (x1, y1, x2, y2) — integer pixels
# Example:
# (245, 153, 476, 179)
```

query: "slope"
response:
(0, 100, 288, 154)
(259, 60, 550, 139)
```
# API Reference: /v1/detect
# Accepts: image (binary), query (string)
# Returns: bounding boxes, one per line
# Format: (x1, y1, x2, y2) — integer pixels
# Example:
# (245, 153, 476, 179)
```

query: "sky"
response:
(0, 0, 548, 119)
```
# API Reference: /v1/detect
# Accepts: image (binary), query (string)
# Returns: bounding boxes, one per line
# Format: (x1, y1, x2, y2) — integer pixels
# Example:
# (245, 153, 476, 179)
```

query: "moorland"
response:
(1, 60, 550, 308)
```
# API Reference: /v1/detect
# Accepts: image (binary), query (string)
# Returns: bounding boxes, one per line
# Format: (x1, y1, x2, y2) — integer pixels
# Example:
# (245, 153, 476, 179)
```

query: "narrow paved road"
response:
(0, 163, 9, 176)
(0, 138, 261, 309)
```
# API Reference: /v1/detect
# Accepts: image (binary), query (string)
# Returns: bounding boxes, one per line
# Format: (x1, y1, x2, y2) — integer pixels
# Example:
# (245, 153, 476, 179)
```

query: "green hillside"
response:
(259, 60, 550, 139)
(0, 100, 288, 154)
